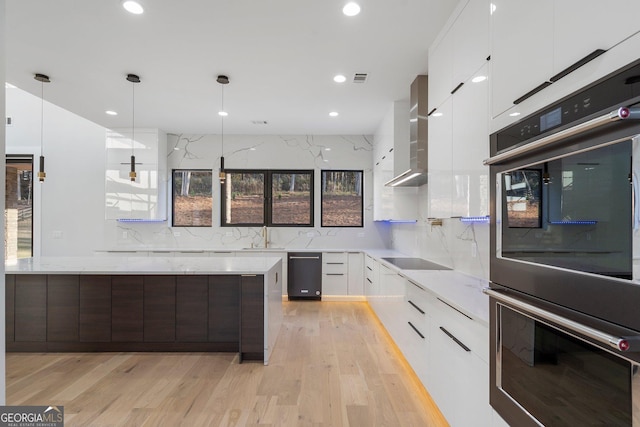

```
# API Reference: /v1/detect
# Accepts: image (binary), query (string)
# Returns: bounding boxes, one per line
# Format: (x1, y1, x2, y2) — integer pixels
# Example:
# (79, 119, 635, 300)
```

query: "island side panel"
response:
(240, 275, 264, 361)
(265, 261, 283, 365)
(5, 275, 14, 343)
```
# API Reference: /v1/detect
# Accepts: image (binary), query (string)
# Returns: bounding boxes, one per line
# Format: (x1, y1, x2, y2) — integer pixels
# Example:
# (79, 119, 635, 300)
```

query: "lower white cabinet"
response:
(322, 252, 348, 296)
(428, 299, 491, 427)
(347, 252, 364, 295)
(365, 261, 492, 427)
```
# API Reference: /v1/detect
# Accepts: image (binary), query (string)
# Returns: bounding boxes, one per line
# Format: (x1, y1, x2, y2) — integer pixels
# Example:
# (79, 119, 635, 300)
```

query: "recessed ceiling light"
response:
(432, 112, 443, 117)
(509, 112, 521, 117)
(250, 147, 257, 151)
(105, 110, 118, 116)
(329, 111, 339, 117)
(490, 3, 497, 15)
(122, 0, 144, 14)
(218, 111, 228, 117)
(333, 74, 347, 83)
(343, 2, 361, 16)
(325, 148, 332, 151)
(5, 82, 16, 89)
(173, 147, 180, 151)
(472, 75, 487, 83)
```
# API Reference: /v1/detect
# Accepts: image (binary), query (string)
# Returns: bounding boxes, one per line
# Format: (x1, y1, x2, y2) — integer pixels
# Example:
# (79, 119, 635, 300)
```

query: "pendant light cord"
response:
(40, 80, 44, 156)
(221, 84, 224, 156)
(132, 80, 135, 157)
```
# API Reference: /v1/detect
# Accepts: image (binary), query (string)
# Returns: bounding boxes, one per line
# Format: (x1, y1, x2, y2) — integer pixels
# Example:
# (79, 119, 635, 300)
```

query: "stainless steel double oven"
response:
(487, 59, 640, 426)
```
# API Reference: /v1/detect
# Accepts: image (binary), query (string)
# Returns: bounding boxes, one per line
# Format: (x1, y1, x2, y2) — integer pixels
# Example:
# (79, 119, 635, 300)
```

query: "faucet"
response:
(262, 226, 269, 248)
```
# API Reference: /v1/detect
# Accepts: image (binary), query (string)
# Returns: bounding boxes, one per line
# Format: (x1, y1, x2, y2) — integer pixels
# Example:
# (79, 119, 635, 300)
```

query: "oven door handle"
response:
(484, 287, 636, 352)
(484, 106, 640, 165)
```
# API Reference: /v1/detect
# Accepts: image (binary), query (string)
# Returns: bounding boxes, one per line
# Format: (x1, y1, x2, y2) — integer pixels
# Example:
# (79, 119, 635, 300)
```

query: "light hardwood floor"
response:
(7, 301, 448, 427)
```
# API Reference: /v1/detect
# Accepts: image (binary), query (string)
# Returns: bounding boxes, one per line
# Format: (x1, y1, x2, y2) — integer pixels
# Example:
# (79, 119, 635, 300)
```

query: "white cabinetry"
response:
(364, 254, 379, 300)
(347, 252, 364, 296)
(428, 66, 490, 218)
(322, 252, 348, 296)
(373, 102, 418, 221)
(451, 63, 490, 217)
(491, 0, 640, 119)
(321, 252, 364, 300)
(105, 128, 167, 220)
(428, 298, 490, 427)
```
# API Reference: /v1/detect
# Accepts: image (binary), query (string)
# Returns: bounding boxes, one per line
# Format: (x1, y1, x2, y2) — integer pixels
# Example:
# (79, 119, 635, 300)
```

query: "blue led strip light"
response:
(459, 216, 490, 223)
(548, 220, 597, 225)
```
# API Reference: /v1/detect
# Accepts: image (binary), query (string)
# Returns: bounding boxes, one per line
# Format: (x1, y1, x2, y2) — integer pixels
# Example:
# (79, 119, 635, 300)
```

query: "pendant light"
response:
(34, 73, 50, 183)
(126, 73, 140, 182)
(217, 75, 229, 184)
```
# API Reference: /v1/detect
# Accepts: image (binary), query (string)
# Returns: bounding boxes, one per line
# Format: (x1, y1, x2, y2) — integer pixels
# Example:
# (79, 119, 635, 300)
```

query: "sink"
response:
(381, 257, 451, 270)
(240, 247, 285, 251)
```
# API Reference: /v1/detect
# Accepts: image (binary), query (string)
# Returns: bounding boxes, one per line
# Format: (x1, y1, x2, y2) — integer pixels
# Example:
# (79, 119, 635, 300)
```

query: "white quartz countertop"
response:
(363, 250, 489, 324)
(5, 256, 281, 275)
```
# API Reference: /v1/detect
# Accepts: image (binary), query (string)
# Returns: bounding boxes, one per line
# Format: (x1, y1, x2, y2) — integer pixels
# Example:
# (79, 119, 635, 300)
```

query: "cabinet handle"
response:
(408, 322, 425, 339)
(408, 280, 424, 291)
(513, 81, 552, 105)
(440, 327, 471, 352)
(408, 300, 425, 315)
(367, 266, 373, 271)
(289, 256, 320, 260)
(549, 49, 606, 82)
(366, 278, 372, 284)
(326, 273, 344, 276)
(450, 82, 464, 95)
(326, 262, 344, 265)
(437, 297, 472, 320)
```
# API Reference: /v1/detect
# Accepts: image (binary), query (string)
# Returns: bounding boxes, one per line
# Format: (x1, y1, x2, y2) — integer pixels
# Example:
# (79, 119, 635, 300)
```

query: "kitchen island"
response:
(5, 256, 283, 364)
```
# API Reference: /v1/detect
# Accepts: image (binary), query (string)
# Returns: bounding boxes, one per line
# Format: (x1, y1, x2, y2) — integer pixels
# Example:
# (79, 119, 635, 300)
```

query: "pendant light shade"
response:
(35, 73, 50, 182)
(127, 73, 140, 182)
(217, 75, 229, 185)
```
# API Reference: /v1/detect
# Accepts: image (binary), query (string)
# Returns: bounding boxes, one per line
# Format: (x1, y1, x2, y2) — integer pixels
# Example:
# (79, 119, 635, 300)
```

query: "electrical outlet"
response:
(226, 232, 233, 237)
(122, 231, 128, 239)
(173, 231, 181, 237)
(52, 230, 63, 239)
(357, 232, 365, 237)
(471, 242, 477, 258)
(307, 232, 314, 237)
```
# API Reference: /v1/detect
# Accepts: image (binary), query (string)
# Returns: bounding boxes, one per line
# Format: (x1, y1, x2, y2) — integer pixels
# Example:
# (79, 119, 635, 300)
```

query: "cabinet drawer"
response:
(322, 274, 348, 295)
(433, 298, 489, 363)
(323, 252, 347, 264)
(365, 255, 375, 270)
(323, 263, 347, 275)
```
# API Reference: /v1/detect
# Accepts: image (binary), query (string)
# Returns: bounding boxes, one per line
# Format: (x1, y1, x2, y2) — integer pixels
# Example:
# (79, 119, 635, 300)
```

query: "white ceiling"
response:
(5, 0, 456, 135)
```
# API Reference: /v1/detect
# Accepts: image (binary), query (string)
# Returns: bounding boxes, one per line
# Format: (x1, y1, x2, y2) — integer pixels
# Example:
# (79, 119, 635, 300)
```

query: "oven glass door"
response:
(498, 303, 638, 426)
(497, 136, 637, 280)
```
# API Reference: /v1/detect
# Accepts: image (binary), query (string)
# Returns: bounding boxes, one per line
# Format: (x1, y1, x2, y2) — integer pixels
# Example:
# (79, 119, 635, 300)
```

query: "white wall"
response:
(0, 0, 7, 405)
(6, 88, 389, 254)
(105, 133, 389, 250)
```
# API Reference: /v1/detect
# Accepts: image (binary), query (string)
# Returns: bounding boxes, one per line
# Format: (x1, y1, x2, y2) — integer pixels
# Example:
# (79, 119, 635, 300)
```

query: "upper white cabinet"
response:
(451, 64, 490, 218)
(427, 97, 453, 218)
(491, 0, 640, 119)
(429, 0, 490, 111)
(452, 0, 490, 88)
(373, 101, 418, 221)
(490, 0, 554, 118)
(105, 128, 167, 220)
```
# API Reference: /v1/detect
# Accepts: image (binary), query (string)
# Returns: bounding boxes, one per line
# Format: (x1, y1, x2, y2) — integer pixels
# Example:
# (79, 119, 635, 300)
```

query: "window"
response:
(222, 170, 313, 226)
(5, 155, 34, 260)
(321, 170, 363, 227)
(172, 170, 213, 227)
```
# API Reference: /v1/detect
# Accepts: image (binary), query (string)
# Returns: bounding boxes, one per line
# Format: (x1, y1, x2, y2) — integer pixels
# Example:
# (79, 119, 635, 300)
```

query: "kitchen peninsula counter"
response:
(5, 256, 283, 364)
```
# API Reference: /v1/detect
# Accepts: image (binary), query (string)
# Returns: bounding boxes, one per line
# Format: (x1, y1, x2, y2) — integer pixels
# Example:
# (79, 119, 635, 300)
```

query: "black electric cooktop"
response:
(381, 257, 451, 270)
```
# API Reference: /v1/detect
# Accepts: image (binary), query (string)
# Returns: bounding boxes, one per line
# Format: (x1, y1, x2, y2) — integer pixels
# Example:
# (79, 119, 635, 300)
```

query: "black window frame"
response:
(6, 154, 34, 259)
(321, 169, 364, 228)
(171, 168, 214, 227)
(221, 169, 314, 227)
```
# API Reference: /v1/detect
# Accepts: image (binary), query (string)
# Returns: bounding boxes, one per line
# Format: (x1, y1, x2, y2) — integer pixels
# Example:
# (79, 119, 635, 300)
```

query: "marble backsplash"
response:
(389, 185, 490, 280)
(103, 133, 391, 251)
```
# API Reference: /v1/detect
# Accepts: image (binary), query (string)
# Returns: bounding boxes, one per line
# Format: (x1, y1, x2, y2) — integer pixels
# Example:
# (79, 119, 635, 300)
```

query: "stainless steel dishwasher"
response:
(287, 252, 322, 300)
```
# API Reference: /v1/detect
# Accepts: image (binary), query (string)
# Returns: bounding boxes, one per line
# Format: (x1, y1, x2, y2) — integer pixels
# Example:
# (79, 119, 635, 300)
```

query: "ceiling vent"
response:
(251, 120, 268, 125)
(353, 73, 368, 83)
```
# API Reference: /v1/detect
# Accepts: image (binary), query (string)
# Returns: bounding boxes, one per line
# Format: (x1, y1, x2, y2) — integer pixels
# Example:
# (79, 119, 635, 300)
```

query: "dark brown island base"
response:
(5, 256, 283, 364)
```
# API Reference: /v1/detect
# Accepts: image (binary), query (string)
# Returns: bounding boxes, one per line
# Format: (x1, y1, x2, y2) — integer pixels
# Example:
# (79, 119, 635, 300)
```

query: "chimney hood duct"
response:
(385, 75, 428, 187)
